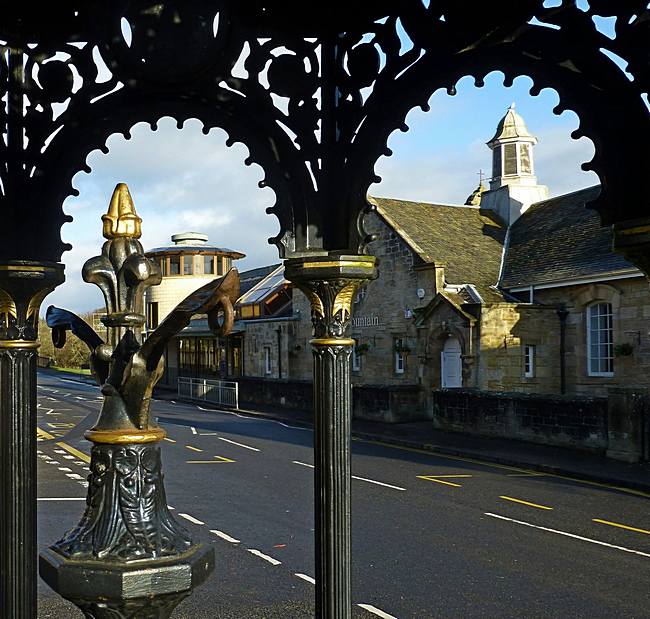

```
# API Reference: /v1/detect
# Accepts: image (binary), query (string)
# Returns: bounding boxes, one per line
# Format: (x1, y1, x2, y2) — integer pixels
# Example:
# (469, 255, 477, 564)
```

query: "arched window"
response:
(587, 302, 614, 377)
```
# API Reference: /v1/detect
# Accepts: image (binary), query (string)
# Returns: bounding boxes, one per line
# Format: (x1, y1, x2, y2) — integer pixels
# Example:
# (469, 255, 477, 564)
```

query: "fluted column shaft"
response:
(285, 255, 376, 619)
(0, 261, 65, 619)
(0, 345, 39, 618)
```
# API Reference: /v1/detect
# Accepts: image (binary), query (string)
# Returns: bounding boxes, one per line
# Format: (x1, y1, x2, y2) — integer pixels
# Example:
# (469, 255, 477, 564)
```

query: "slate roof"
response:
(500, 186, 638, 289)
(369, 196, 507, 290)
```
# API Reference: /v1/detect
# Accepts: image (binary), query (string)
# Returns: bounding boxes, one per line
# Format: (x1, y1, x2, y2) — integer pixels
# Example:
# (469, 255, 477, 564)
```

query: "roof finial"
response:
(509, 102, 516, 110)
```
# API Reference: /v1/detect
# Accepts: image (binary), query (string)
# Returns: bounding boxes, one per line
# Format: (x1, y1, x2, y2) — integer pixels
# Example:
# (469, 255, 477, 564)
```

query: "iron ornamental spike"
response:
(39, 183, 239, 618)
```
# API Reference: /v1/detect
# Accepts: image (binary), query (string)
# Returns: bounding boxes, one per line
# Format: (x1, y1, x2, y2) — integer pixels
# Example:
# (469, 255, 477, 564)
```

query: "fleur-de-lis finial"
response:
(101, 183, 142, 239)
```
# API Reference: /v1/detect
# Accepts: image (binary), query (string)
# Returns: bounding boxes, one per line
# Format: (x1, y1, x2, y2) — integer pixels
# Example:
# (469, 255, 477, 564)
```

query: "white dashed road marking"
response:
(246, 549, 281, 566)
(357, 603, 398, 618)
(295, 573, 315, 585)
(178, 513, 205, 526)
(292, 461, 405, 491)
(217, 437, 260, 452)
(210, 530, 240, 544)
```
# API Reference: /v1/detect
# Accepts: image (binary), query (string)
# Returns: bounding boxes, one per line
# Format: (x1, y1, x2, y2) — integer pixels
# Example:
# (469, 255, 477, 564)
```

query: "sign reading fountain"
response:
(39, 184, 238, 618)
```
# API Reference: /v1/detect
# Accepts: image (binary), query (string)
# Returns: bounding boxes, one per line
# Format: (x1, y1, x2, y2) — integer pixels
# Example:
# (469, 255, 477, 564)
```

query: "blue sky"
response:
(46, 15, 625, 313)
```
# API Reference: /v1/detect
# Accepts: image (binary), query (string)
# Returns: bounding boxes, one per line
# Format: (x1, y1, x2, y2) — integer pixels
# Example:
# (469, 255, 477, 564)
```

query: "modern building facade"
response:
(144, 232, 245, 385)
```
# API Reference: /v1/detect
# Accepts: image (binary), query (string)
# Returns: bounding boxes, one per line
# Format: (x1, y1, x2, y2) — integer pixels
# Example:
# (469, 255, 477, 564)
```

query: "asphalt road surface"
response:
(36, 371, 650, 618)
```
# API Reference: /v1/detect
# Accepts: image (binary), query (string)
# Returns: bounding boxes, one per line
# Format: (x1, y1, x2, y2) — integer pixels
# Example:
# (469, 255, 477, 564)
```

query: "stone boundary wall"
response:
(238, 377, 424, 423)
(432, 389, 608, 452)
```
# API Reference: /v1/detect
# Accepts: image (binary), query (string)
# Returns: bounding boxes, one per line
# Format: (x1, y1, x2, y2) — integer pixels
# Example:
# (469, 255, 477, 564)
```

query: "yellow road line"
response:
(37, 427, 56, 440)
(186, 455, 235, 464)
(500, 496, 553, 510)
(427, 475, 473, 478)
(55, 442, 91, 464)
(593, 518, 650, 535)
(163, 437, 176, 443)
(186, 445, 203, 452)
(418, 475, 462, 488)
(360, 438, 650, 499)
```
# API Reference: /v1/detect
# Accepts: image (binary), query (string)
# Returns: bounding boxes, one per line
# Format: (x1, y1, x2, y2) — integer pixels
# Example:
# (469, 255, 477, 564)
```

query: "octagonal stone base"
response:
(40, 543, 214, 617)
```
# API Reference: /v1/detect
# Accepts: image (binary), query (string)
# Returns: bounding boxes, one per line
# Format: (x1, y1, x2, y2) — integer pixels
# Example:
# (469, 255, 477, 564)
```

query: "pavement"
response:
(42, 369, 650, 494)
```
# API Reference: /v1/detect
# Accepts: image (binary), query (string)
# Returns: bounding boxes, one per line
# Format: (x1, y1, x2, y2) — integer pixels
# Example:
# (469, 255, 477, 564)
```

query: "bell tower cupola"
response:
(479, 104, 549, 226)
(487, 103, 538, 190)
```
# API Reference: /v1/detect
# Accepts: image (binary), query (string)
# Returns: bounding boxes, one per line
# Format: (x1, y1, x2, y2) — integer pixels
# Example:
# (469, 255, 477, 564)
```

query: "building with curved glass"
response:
(144, 232, 245, 384)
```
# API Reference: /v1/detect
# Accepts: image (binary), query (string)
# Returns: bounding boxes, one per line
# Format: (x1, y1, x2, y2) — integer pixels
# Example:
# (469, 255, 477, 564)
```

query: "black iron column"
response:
(0, 262, 64, 618)
(285, 255, 376, 619)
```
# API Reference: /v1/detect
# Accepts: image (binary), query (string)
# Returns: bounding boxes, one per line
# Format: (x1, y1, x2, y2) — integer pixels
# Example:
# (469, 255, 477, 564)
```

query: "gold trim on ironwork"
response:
(0, 265, 58, 272)
(301, 260, 375, 270)
(85, 428, 166, 444)
(0, 340, 40, 349)
(310, 338, 356, 346)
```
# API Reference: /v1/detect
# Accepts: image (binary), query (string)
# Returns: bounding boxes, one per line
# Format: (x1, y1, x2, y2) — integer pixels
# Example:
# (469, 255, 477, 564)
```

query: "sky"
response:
(45, 6, 624, 313)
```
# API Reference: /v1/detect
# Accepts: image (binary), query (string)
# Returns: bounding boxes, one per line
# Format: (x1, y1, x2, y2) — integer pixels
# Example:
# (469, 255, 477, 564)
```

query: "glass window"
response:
(264, 346, 272, 375)
(169, 255, 180, 275)
(217, 256, 224, 275)
(492, 146, 502, 179)
(503, 143, 517, 175)
(520, 143, 532, 174)
(183, 255, 193, 275)
(394, 338, 405, 374)
(146, 302, 158, 329)
(159, 258, 167, 276)
(587, 303, 614, 376)
(204, 256, 214, 275)
(352, 340, 361, 372)
(524, 344, 535, 378)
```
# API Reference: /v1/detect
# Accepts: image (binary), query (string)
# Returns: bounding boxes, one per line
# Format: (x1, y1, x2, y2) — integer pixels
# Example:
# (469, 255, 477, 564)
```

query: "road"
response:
(36, 371, 650, 618)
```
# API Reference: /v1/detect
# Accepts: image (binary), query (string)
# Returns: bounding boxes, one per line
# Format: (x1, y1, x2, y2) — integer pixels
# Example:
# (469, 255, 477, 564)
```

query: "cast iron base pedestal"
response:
(40, 543, 214, 618)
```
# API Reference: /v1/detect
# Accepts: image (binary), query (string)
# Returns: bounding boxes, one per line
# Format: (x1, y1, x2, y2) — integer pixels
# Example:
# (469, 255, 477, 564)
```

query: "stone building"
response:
(236, 104, 650, 420)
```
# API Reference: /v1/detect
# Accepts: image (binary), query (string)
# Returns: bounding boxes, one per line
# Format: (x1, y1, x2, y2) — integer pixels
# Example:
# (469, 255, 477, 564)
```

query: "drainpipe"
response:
(276, 326, 283, 379)
(557, 306, 569, 394)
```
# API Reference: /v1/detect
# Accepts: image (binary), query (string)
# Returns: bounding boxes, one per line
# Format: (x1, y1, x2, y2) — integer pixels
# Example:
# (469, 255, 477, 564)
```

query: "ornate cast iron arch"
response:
(34, 98, 309, 261)
(339, 2, 649, 242)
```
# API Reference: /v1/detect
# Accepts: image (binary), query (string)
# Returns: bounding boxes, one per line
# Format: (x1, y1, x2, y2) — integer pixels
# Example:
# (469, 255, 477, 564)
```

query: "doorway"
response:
(441, 337, 462, 388)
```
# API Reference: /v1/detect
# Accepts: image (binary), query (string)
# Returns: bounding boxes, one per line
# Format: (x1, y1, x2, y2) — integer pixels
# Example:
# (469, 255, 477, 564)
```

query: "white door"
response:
(441, 337, 462, 388)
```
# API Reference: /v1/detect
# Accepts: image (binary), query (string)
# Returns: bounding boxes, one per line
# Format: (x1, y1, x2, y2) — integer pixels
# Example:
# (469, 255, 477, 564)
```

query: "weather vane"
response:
(39, 183, 238, 617)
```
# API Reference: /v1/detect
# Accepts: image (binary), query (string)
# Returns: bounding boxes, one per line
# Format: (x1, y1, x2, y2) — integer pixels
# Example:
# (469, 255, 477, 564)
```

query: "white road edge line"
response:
(210, 530, 240, 544)
(246, 548, 281, 566)
(295, 573, 315, 585)
(178, 513, 205, 526)
(485, 512, 650, 558)
(357, 603, 398, 619)
(195, 405, 312, 431)
(218, 436, 260, 452)
(292, 461, 405, 491)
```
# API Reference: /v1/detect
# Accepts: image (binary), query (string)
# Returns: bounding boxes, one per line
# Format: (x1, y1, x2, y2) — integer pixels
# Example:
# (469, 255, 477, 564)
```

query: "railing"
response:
(178, 377, 239, 409)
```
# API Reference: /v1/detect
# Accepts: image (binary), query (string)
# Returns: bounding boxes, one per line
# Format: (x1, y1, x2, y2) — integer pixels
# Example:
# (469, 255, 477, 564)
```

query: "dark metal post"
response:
(0, 262, 64, 618)
(38, 184, 240, 618)
(285, 255, 376, 618)
(557, 307, 569, 395)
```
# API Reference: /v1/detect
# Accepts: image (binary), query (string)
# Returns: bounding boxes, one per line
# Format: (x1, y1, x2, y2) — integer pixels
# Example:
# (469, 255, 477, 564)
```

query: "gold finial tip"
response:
(102, 182, 142, 240)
